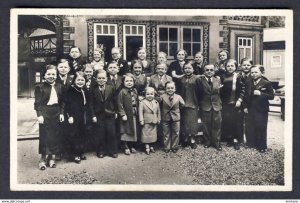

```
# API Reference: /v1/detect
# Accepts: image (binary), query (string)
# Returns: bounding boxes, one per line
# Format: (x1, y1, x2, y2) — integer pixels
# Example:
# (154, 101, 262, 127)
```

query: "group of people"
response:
(34, 46, 275, 170)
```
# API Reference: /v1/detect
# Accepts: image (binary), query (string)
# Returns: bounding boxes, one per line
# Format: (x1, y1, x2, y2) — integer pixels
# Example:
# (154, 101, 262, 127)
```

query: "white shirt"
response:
(47, 83, 58, 105)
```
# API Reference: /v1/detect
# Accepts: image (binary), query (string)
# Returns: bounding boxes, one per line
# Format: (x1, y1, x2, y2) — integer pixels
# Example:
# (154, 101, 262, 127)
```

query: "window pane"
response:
(247, 39, 251, 46)
(193, 43, 201, 54)
(159, 28, 168, 41)
(126, 36, 143, 61)
(246, 48, 251, 59)
(110, 26, 115, 34)
(193, 29, 201, 42)
(183, 43, 191, 56)
(103, 25, 108, 34)
(169, 28, 178, 41)
(97, 36, 115, 62)
(159, 43, 168, 54)
(96, 25, 102, 34)
(125, 26, 130, 34)
(138, 26, 143, 35)
(43, 39, 48, 48)
(183, 29, 191, 42)
(243, 39, 246, 46)
(239, 48, 245, 61)
(132, 26, 137, 35)
(169, 43, 178, 57)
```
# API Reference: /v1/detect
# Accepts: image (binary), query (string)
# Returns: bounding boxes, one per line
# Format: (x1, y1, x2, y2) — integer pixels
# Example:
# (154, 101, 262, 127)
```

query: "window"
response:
(123, 24, 146, 61)
(157, 25, 203, 59)
(271, 55, 281, 68)
(30, 37, 56, 56)
(238, 37, 253, 63)
(94, 23, 118, 62)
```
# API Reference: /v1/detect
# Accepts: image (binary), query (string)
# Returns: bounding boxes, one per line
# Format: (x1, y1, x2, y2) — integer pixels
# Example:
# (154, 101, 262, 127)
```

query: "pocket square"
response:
(261, 88, 266, 90)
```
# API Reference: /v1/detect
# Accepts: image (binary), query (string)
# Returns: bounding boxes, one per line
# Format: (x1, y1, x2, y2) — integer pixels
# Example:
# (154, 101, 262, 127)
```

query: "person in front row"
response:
(243, 65, 274, 153)
(34, 65, 64, 170)
(198, 64, 223, 151)
(106, 61, 123, 95)
(139, 87, 161, 155)
(117, 73, 139, 155)
(160, 81, 185, 153)
(90, 70, 119, 158)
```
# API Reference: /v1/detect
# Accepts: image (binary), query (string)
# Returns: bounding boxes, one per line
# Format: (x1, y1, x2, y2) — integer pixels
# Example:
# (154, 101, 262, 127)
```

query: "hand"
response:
(138, 96, 144, 101)
(122, 115, 128, 121)
(171, 71, 177, 78)
(59, 114, 64, 122)
(253, 90, 261, 95)
(140, 121, 144, 125)
(235, 100, 241, 108)
(68, 117, 74, 124)
(92, 117, 97, 123)
(37, 116, 44, 124)
(244, 108, 248, 114)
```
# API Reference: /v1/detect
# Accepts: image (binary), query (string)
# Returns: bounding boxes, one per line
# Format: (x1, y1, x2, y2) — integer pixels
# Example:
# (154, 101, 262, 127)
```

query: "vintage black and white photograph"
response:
(10, 9, 293, 191)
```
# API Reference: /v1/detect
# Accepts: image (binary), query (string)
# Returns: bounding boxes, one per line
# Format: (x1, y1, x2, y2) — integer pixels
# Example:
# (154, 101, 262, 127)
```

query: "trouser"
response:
(162, 120, 180, 150)
(201, 110, 222, 147)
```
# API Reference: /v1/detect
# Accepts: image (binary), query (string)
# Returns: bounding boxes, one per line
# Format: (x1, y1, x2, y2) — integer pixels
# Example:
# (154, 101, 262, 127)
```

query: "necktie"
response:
(208, 78, 213, 88)
(169, 95, 173, 102)
(112, 76, 116, 86)
(73, 60, 78, 71)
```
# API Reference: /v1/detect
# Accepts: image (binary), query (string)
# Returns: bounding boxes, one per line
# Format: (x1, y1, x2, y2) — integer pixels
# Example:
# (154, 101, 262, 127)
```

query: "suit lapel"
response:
(170, 95, 179, 108)
(144, 100, 154, 112)
(163, 95, 172, 107)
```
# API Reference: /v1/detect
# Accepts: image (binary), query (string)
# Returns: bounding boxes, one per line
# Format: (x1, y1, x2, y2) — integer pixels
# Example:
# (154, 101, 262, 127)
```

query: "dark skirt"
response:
(39, 105, 61, 155)
(182, 108, 199, 135)
(68, 117, 86, 156)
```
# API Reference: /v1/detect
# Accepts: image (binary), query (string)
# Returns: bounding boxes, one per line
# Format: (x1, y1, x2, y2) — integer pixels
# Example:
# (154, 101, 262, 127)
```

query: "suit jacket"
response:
(106, 58, 129, 76)
(139, 99, 161, 124)
(160, 93, 185, 122)
(89, 84, 117, 119)
(34, 82, 65, 117)
(166, 60, 187, 76)
(198, 76, 222, 112)
(56, 74, 74, 94)
(141, 60, 155, 77)
(84, 77, 97, 92)
(106, 74, 123, 95)
(192, 63, 205, 75)
(220, 73, 245, 104)
(67, 56, 86, 75)
(244, 77, 274, 113)
(149, 74, 173, 95)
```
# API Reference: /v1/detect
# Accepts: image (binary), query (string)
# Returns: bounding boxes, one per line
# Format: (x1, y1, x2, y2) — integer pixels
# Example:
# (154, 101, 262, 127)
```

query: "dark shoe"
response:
(97, 153, 104, 158)
(172, 149, 178, 153)
(234, 143, 240, 150)
(181, 141, 189, 148)
(191, 143, 197, 149)
(111, 154, 118, 158)
(216, 146, 222, 151)
(226, 142, 233, 147)
(55, 154, 62, 161)
(80, 155, 87, 160)
(164, 149, 170, 153)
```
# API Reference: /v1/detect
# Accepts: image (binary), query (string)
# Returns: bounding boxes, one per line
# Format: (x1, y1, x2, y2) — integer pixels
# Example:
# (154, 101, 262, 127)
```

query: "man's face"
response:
(96, 73, 107, 86)
(69, 48, 81, 59)
(204, 65, 215, 78)
(166, 83, 176, 95)
(111, 49, 121, 60)
(107, 64, 119, 76)
(57, 62, 70, 76)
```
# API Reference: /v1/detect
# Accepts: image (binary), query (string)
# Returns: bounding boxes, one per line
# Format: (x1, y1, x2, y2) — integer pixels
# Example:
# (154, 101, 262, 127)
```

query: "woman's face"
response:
(219, 51, 228, 61)
(93, 51, 102, 62)
(226, 61, 236, 74)
(44, 69, 57, 84)
(177, 51, 185, 62)
(124, 76, 134, 88)
(184, 65, 194, 76)
(84, 67, 93, 80)
(132, 63, 143, 76)
(74, 76, 86, 89)
(138, 49, 146, 60)
(194, 53, 203, 64)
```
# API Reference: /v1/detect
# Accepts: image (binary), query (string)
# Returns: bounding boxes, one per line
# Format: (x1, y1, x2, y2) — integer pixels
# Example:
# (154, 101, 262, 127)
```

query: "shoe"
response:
(150, 147, 155, 153)
(226, 142, 233, 147)
(164, 149, 170, 153)
(39, 161, 46, 170)
(191, 143, 197, 149)
(234, 143, 240, 150)
(97, 153, 104, 158)
(131, 147, 137, 153)
(49, 159, 57, 168)
(55, 154, 62, 161)
(172, 149, 178, 153)
(74, 156, 81, 164)
(145, 148, 150, 155)
(111, 154, 118, 158)
(216, 146, 222, 151)
(80, 155, 87, 160)
(125, 149, 131, 155)
(259, 149, 267, 153)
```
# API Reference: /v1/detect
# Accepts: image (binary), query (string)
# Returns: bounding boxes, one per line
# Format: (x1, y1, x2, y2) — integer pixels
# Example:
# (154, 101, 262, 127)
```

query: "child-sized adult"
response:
(91, 48, 105, 72)
(108, 47, 130, 76)
(243, 65, 274, 153)
(214, 49, 229, 78)
(68, 46, 86, 75)
(34, 65, 65, 170)
(137, 47, 155, 77)
(192, 52, 205, 75)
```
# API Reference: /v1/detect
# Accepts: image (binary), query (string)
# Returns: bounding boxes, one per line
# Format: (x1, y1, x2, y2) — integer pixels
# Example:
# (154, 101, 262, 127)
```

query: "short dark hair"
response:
(174, 49, 188, 59)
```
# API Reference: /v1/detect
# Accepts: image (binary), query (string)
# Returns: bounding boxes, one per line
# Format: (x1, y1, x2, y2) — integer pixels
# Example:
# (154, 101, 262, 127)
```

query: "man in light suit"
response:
(197, 64, 223, 151)
(160, 81, 185, 153)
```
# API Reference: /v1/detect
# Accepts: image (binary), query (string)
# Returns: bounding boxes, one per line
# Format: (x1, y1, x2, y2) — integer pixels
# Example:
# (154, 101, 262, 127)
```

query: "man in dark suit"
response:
(106, 61, 123, 95)
(106, 47, 130, 76)
(198, 64, 223, 151)
(89, 70, 119, 158)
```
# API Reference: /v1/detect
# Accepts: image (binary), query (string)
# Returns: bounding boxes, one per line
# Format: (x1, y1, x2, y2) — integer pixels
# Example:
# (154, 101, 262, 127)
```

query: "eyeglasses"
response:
(205, 69, 214, 72)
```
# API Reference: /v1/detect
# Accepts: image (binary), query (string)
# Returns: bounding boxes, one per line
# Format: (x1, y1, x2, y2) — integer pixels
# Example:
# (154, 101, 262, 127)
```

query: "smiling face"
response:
(145, 88, 155, 101)
(44, 69, 57, 84)
(69, 47, 81, 59)
(194, 53, 203, 64)
(96, 72, 107, 86)
(219, 51, 228, 61)
(123, 76, 134, 89)
(250, 66, 262, 80)
(74, 75, 86, 89)
(241, 60, 252, 74)
(57, 61, 70, 76)
(166, 83, 176, 96)
(137, 49, 147, 61)
(225, 61, 236, 74)
(204, 65, 215, 78)
(84, 66, 93, 80)
(93, 51, 102, 62)
(184, 64, 194, 76)
(132, 63, 143, 76)
(176, 50, 186, 62)
(156, 64, 167, 76)
(107, 63, 119, 76)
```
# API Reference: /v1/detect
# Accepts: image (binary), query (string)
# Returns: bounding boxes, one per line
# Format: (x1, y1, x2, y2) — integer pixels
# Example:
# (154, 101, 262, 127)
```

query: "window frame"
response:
(122, 24, 146, 60)
(237, 36, 253, 63)
(93, 23, 118, 50)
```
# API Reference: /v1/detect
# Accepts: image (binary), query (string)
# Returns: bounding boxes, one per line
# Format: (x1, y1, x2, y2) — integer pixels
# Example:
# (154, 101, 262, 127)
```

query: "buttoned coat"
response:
(160, 93, 185, 122)
(139, 99, 161, 124)
(56, 74, 74, 94)
(106, 74, 123, 95)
